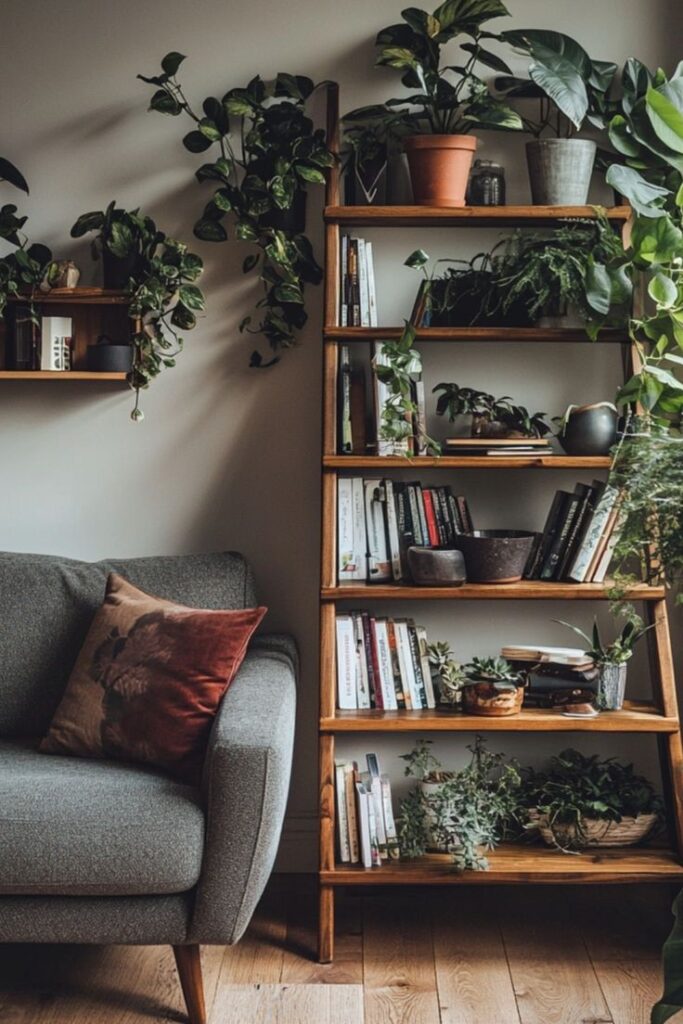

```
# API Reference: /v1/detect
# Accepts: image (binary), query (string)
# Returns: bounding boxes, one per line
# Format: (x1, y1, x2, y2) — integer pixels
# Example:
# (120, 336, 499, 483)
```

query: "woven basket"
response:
(528, 809, 657, 848)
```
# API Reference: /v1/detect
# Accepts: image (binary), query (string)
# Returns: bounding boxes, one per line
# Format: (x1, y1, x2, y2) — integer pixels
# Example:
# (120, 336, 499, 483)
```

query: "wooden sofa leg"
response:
(173, 944, 207, 1024)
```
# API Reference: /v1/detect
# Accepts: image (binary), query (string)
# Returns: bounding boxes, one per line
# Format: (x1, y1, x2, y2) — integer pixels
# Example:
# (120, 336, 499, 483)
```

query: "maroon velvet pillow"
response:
(40, 573, 266, 782)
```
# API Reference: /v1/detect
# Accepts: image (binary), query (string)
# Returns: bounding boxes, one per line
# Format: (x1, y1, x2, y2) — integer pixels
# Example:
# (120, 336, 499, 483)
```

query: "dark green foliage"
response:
(433, 381, 550, 437)
(555, 612, 653, 664)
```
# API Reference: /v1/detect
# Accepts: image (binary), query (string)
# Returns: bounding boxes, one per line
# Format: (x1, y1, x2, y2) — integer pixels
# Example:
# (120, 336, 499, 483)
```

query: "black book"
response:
(556, 483, 595, 580)
(540, 492, 583, 580)
(525, 490, 568, 580)
(436, 487, 455, 546)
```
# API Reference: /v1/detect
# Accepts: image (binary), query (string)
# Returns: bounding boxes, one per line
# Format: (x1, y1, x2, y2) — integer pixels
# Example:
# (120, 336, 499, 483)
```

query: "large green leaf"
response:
(631, 214, 683, 264)
(622, 57, 652, 115)
(501, 29, 591, 76)
(647, 83, 683, 155)
(649, 271, 679, 308)
(183, 130, 213, 154)
(460, 42, 512, 74)
(0, 157, 28, 194)
(161, 51, 185, 76)
(432, 0, 509, 38)
(605, 165, 669, 217)
(501, 29, 591, 128)
(608, 114, 644, 158)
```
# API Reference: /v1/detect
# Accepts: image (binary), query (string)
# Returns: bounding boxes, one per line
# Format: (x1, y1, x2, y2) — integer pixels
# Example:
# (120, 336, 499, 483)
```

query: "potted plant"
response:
(555, 614, 654, 710)
(373, 322, 440, 455)
(428, 641, 467, 708)
(489, 219, 631, 331)
(495, 30, 617, 204)
(348, 1, 521, 207)
(433, 381, 550, 438)
(454, 530, 537, 583)
(71, 205, 205, 420)
(138, 55, 333, 368)
(341, 108, 392, 206)
(460, 656, 526, 716)
(520, 748, 662, 851)
(398, 737, 522, 868)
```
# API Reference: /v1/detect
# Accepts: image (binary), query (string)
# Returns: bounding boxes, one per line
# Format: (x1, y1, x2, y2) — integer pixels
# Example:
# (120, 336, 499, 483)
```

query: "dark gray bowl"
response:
(407, 546, 467, 586)
(454, 530, 536, 583)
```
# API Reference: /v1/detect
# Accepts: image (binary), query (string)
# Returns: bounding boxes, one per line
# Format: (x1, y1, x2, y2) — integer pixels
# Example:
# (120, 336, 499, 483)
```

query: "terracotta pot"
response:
(462, 681, 524, 717)
(404, 135, 477, 207)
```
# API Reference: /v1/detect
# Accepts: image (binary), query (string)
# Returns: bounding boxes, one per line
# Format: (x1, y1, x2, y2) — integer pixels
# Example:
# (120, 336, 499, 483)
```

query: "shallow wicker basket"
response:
(528, 809, 658, 848)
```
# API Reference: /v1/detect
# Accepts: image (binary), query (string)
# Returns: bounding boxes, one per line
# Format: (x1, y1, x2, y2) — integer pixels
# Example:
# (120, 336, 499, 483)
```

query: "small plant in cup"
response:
(555, 613, 654, 710)
(428, 641, 467, 708)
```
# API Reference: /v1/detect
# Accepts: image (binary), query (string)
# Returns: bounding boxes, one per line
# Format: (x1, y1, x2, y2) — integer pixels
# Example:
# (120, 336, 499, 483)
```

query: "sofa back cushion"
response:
(0, 551, 256, 737)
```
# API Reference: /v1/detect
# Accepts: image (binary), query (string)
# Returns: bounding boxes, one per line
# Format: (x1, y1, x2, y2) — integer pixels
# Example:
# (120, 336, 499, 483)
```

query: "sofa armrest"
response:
(188, 636, 297, 944)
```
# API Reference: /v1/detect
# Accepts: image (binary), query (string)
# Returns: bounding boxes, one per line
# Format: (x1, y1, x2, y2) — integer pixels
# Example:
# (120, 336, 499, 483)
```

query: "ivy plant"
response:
(0, 158, 53, 322)
(71, 203, 204, 420)
(138, 54, 333, 368)
(373, 322, 440, 455)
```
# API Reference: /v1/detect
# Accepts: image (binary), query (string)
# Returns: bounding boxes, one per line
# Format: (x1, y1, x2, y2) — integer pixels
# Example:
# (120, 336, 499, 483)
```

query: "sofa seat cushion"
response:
(0, 741, 205, 896)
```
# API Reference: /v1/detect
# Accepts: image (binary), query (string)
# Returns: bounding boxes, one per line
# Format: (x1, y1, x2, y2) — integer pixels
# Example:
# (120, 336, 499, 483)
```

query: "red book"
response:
(422, 489, 441, 547)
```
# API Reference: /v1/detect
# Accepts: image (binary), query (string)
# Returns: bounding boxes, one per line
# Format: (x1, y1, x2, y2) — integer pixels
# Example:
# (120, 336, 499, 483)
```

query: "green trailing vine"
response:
(138, 54, 333, 368)
(373, 322, 440, 456)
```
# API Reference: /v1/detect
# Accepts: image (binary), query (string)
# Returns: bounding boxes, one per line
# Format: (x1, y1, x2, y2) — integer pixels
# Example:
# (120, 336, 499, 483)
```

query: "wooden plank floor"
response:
(0, 879, 681, 1024)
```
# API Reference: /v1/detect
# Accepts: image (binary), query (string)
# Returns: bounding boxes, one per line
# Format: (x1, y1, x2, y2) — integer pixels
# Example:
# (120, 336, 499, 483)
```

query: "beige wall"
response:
(1, 0, 681, 868)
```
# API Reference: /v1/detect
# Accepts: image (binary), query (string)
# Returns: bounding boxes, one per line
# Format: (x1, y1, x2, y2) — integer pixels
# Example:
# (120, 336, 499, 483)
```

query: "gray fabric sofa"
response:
(0, 550, 297, 1024)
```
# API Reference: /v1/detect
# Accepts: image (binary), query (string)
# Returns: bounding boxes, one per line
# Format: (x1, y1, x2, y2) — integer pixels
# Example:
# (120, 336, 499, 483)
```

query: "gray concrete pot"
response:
(454, 530, 536, 584)
(526, 139, 597, 205)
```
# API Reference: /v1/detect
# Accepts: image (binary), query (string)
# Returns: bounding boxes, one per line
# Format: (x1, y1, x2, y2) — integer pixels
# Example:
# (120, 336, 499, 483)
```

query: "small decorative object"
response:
(341, 110, 389, 206)
(433, 382, 550, 439)
(468, 159, 506, 206)
(407, 547, 466, 587)
(40, 259, 81, 292)
(6, 303, 36, 370)
(461, 657, 526, 717)
(454, 530, 536, 584)
(556, 402, 619, 457)
(520, 749, 662, 851)
(556, 614, 654, 711)
(40, 315, 73, 372)
(398, 738, 522, 869)
(86, 334, 133, 373)
(427, 641, 467, 709)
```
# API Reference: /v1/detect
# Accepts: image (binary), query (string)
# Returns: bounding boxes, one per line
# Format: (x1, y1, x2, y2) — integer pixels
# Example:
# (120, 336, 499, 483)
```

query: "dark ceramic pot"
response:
(454, 530, 536, 583)
(407, 546, 467, 586)
(102, 248, 139, 289)
(345, 147, 388, 206)
(558, 403, 618, 456)
(86, 344, 133, 373)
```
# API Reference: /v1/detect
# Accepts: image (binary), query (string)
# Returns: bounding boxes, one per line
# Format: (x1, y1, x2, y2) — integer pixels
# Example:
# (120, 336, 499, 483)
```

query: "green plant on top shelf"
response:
(555, 613, 654, 666)
(138, 54, 333, 368)
(71, 203, 205, 420)
(398, 736, 522, 870)
(433, 381, 550, 438)
(373, 322, 440, 456)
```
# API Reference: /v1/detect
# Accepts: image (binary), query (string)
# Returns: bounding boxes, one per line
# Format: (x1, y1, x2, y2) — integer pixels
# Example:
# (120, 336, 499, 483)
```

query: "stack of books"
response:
(335, 611, 437, 710)
(501, 644, 598, 708)
(339, 236, 378, 327)
(443, 437, 554, 457)
(335, 753, 399, 868)
(338, 477, 474, 584)
(524, 480, 622, 582)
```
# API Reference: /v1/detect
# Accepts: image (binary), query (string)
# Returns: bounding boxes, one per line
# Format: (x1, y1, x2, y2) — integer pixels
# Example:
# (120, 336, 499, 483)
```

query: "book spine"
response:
(352, 611, 371, 709)
(365, 479, 391, 582)
(351, 477, 367, 582)
(383, 478, 403, 582)
(592, 509, 625, 582)
(456, 496, 474, 534)
(366, 241, 378, 328)
(337, 478, 356, 582)
(567, 485, 618, 582)
(381, 775, 400, 860)
(340, 236, 348, 327)
(348, 239, 360, 326)
(407, 485, 424, 546)
(586, 498, 622, 581)
(556, 490, 593, 580)
(407, 619, 430, 708)
(414, 484, 429, 547)
(395, 619, 421, 709)
(415, 625, 436, 708)
(355, 783, 373, 868)
(339, 345, 352, 454)
(357, 237, 370, 328)
(541, 494, 581, 580)
(335, 615, 357, 710)
(386, 619, 407, 708)
(344, 762, 360, 863)
(373, 619, 397, 710)
(366, 755, 387, 859)
(366, 615, 383, 709)
(365, 782, 382, 867)
(447, 491, 462, 535)
(335, 763, 350, 862)
(527, 490, 566, 580)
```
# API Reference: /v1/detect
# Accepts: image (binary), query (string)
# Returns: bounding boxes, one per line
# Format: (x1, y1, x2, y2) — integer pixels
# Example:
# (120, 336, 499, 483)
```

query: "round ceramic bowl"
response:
(407, 546, 466, 587)
(454, 530, 536, 584)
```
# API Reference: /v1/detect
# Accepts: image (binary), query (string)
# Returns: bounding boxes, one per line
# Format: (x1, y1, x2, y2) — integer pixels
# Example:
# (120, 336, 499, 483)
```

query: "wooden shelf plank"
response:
(323, 582, 665, 601)
(324, 326, 626, 344)
(7, 288, 129, 305)
(324, 455, 612, 470)
(0, 371, 128, 381)
(321, 703, 678, 734)
(322, 846, 683, 885)
(324, 205, 631, 228)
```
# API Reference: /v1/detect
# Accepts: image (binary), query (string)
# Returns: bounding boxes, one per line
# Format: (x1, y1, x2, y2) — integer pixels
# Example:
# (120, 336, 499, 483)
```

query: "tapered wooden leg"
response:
(173, 944, 206, 1024)
(318, 884, 335, 963)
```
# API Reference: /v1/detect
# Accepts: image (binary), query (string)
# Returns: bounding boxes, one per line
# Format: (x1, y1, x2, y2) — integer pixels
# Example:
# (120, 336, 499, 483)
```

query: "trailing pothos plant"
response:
(138, 54, 333, 367)
(0, 157, 53, 322)
(71, 203, 204, 420)
(373, 322, 440, 455)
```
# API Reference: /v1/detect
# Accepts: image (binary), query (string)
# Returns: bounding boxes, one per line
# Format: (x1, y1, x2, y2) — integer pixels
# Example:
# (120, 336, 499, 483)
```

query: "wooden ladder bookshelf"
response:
(317, 86, 683, 962)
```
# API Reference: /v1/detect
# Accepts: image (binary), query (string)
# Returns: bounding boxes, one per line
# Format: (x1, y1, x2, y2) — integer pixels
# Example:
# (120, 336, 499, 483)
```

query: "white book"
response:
(366, 241, 378, 327)
(364, 479, 391, 582)
(373, 619, 398, 710)
(416, 625, 437, 708)
(414, 379, 427, 455)
(567, 484, 619, 582)
(340, 235, 348, 327)
(373, 341, 410, 456)
(593, 510, 625, 583)
(344, 763, 360, 864)
(381, 774, 400, 860)
(335, 763, 351, 862)
(40, 316, 72, 371)
(365, 756, 387, 857)
(383, 479, 402, 582)
(352, 612, 371, 709)
(335, 615, 357, 709)
(337, 478, 358, 582)
(362, 777, 382, 867)
(395, 619, 422, 709)
(501, 644, 590, 664)
(351, 477, 367, 582)
(355, 783, 373, 868)
(357, 237, 370, 328)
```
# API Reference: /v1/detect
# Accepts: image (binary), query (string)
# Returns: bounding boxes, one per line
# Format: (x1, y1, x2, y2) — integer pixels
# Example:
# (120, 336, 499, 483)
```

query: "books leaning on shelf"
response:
(335, 611, 437, 710)
(337, 476, 474, 584)
(339, 236, 378, 328)
(335, 753, 400, 867)
(523, 479, 623, 583)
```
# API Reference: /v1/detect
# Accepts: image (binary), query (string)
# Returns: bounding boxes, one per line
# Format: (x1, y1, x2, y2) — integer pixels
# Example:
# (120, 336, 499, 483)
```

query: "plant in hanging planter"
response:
(427, 641, 467, 708)
(494, 30, 618, 205)
(489, 218, 631, 333)
(398, 736, 522, 869)
(555, 613, 654, 710)
(519, 748, 662, 852)
(340, 107, 396, 206)
(138, 54, 333, 367)
(71, 204, 204, 420)
(433, 381, 550, 438)
(373, 321, 440, 455)
(346, 1, 522, 207)
(460, 656, 526, 716)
